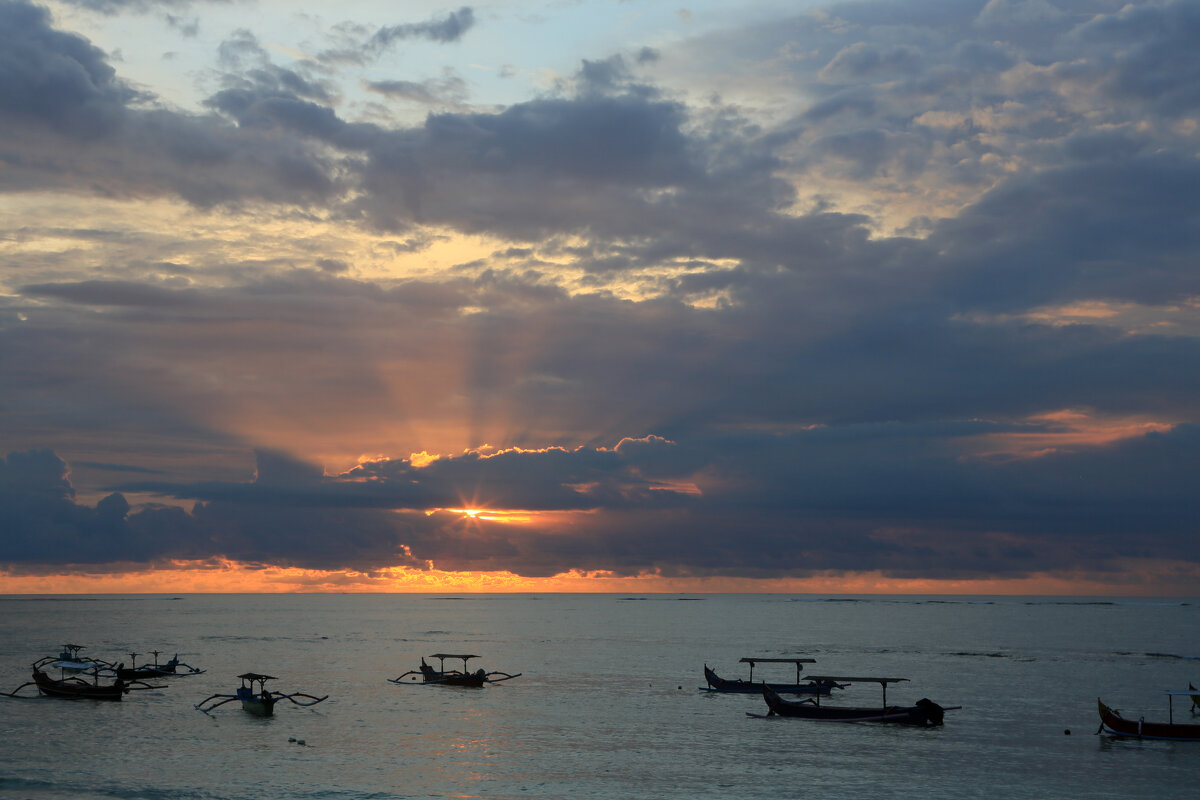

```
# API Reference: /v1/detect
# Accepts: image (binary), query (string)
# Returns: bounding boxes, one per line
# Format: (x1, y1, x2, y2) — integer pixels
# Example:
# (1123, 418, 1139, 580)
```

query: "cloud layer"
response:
(2, 0, 1198, 589)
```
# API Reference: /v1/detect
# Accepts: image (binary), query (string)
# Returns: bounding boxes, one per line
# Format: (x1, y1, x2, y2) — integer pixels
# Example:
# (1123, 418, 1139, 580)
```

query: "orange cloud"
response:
(966, 408, 1175, 461)
(2, 559, 1196, 595)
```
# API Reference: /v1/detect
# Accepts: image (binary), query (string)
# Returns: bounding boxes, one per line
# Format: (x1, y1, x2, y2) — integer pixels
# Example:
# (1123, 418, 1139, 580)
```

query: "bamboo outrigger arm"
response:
(483, 671, 522, 683)
(194, 693, 242, 713)
(274, 691, 329, 707)
(1, 681, 39, 698)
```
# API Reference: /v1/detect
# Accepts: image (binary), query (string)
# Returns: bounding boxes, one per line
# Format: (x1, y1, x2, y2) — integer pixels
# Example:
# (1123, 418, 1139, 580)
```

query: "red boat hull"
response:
(1098, 699, 1200, 741)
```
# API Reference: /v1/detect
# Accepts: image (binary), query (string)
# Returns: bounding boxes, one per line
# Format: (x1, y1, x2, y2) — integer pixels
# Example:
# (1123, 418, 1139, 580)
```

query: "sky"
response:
(2, 0, 1199, 594)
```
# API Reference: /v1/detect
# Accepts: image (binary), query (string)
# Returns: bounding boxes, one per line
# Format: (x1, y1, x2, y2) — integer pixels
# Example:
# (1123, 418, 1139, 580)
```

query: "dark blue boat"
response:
(701, 658, 845, 695)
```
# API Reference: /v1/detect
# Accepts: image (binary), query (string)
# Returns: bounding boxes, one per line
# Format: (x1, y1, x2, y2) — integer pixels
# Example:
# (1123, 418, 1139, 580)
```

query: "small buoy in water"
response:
(678, 686, 682, 690)
(1064, 729, 1071, 735)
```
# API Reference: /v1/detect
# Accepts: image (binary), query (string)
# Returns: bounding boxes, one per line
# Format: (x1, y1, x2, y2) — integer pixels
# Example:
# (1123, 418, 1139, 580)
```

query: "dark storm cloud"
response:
(316, 7, 476, 66)
(113, 438, 696, 513)
(21, 279, 201, 307)
(0, 450, 202, 565)
(0, 2, 341, 205)
(1070, 0, 1200, 117)
(0, 0, 135, 137)
(366, 73, 469, 106)
(368, 6, 475, 48)
(2, 2, 779, 240)
(0, 449, 415, 571)
(933, 155, 1200, 310)
(578, 55, 634, 91)
(4, 420, 1197, 576)
(4, 0, 1193, 252)
(341, 89, 736, 240)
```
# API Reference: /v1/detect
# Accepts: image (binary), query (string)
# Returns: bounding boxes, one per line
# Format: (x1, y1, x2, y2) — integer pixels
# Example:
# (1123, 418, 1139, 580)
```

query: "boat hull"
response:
(427, 672, 486, 687)
(238, 688, 277, 716)
(760, 686, 946, 725)
(33, 670, 125, 701)
(703, 666, 834, 695)
(1098, 699, 1200, 741)
(116, 662, 188, 681)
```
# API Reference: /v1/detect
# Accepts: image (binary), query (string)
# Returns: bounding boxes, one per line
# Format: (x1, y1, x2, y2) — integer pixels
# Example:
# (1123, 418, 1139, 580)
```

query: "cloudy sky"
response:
(2, 0, 1198, 594)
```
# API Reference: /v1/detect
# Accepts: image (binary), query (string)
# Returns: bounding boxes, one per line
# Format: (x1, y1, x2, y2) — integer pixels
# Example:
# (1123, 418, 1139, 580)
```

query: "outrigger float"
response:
(1097, 690, 1200, 741)
(702, 658, 847, 695)
(750, 676, 958, 726)
(389, 654, 521, 687)
(3, 656, 162, 701)
(195, 673, 328, 716)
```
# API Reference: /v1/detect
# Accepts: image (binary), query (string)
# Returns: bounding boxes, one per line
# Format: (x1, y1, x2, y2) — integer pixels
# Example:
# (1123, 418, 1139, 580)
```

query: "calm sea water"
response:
(0, 594, 1197, 799)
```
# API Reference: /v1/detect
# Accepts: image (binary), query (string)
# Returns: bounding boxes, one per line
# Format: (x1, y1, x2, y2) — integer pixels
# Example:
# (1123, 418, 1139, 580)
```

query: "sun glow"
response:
(3, 559, 1198, 595)
(445, 508, 535, 523)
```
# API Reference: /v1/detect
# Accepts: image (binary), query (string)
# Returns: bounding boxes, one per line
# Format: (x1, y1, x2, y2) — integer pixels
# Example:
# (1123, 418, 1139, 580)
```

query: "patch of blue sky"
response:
(44, 0, 821, 115)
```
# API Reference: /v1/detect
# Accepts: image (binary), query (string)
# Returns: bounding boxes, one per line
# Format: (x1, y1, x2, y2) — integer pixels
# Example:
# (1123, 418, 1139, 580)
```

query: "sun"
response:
(445, 507, 534, 524)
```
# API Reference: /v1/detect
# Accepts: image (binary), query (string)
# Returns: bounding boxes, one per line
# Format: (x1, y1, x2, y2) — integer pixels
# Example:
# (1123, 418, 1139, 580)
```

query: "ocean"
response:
(0, 594, 1197, 799)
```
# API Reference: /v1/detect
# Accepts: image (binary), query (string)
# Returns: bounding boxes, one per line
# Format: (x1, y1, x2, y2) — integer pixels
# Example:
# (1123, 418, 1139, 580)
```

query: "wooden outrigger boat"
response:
(702, 658, 846, 695)
(30, 657, 127, 701)
(388, 654, 521, 687)
(194, 673, 328, 716)
(3, 656, 160, 701)
(114, 651, 204, 681)
(1097, 691, 1200, 741)
(750, 676, 957, 726)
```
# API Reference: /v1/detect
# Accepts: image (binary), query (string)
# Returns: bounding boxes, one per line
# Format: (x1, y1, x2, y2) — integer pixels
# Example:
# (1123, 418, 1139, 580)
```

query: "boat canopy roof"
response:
(238, 672, 277, 681)
(430, 653, 479, 660)
(739, 658, 817, 664)
(804, 675, 909, 684)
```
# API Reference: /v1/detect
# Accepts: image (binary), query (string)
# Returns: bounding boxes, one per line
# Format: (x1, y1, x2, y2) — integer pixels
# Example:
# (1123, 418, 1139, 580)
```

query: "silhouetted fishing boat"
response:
(701, 658, 845, 695)
(32, 658, 127, 700)
(195, 673, 328, 716)
(114, 651, 204, 680)
(388, 654, 521, 687)
(750, 677, 956, 726)
(1097, 692, 1200, 741)
(2, 656, 158, 701)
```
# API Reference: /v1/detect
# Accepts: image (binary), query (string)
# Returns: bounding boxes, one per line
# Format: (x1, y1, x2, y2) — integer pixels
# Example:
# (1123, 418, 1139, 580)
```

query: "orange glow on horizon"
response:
(1, 559, 1196, 596)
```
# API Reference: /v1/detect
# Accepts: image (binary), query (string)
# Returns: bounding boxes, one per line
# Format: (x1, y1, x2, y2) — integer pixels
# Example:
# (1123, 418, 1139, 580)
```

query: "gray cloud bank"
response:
(3, 420, 1199, 579)
(2, 0, 1199, 586)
